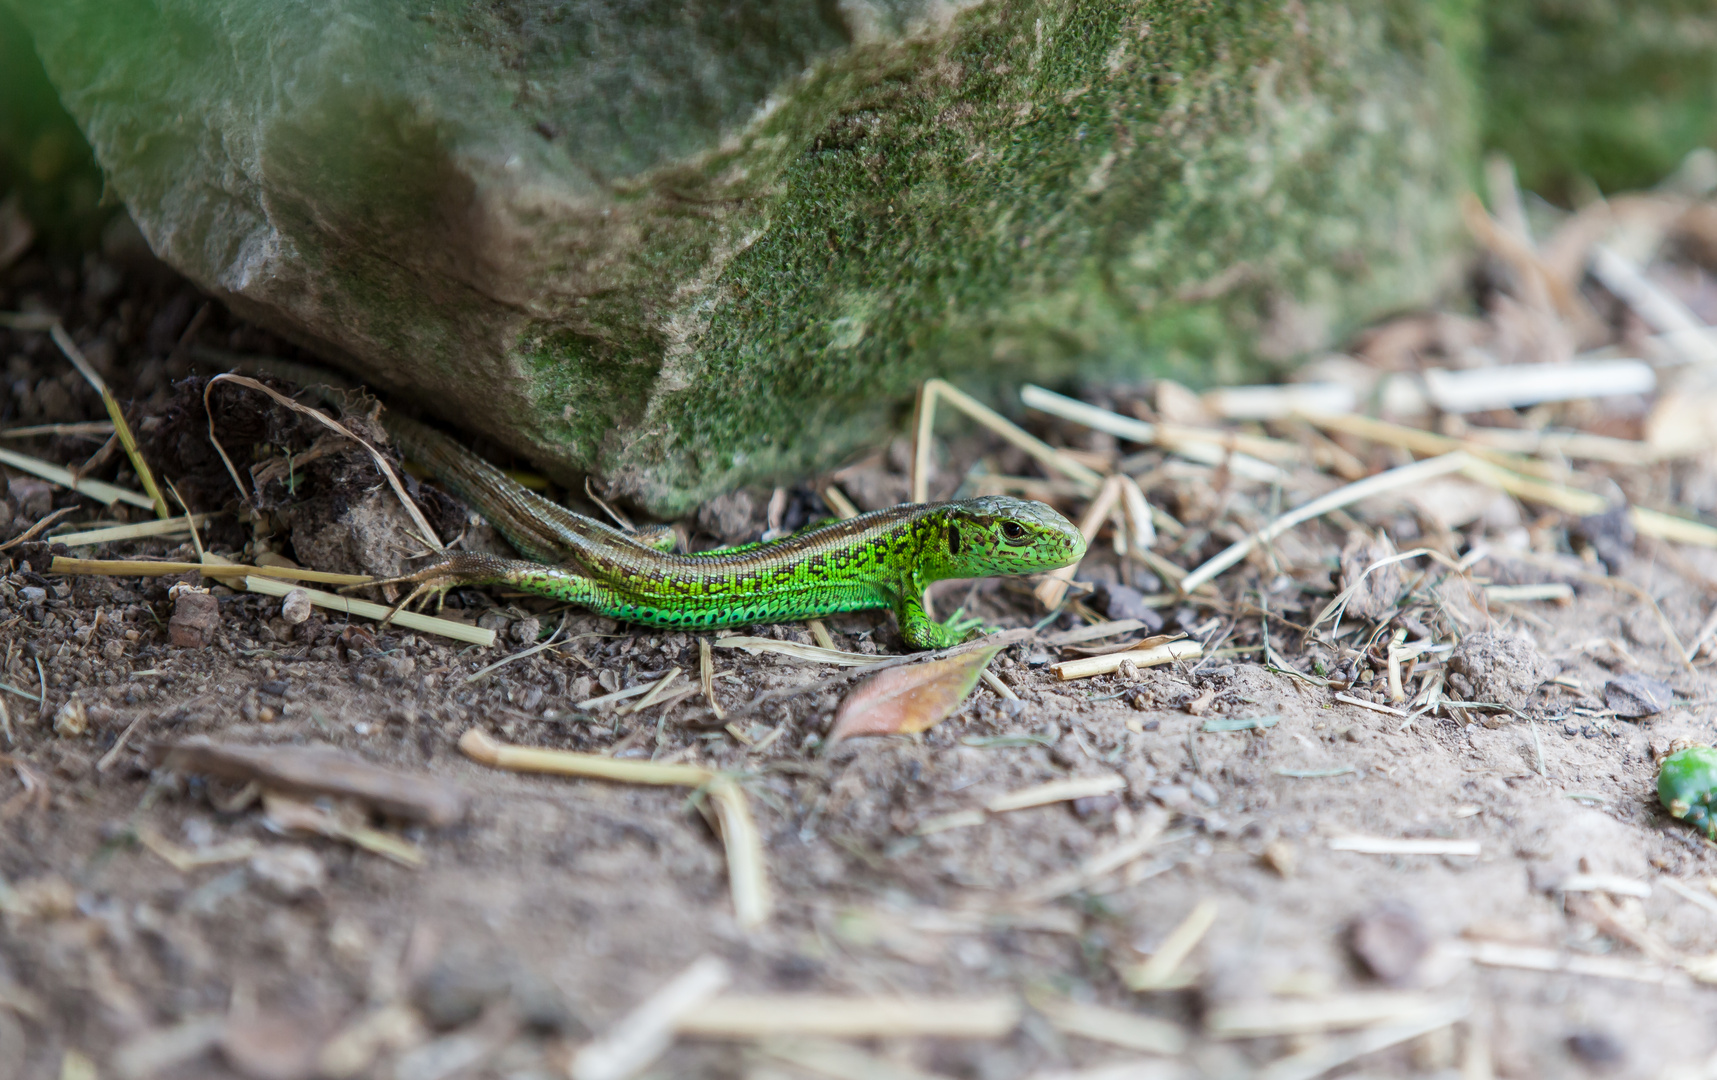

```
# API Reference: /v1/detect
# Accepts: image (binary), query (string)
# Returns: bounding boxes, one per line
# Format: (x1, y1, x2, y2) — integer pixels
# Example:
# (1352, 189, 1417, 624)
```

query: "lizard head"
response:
(933, 496, 1086, 578)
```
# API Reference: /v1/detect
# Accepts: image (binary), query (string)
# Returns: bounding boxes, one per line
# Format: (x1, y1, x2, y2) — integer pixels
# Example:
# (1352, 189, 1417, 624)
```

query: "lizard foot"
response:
(342, 553, 501, 621)
(901, 607, 994, 650)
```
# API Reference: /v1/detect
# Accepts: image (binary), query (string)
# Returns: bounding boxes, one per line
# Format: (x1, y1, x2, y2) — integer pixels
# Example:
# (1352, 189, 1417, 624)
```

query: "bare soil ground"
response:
(7, 215, 1717, 1080)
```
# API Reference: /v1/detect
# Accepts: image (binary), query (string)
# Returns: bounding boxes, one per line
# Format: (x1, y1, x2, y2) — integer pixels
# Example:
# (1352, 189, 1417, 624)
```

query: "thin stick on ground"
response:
(242, 576, 493, 646)
(917, 378, 1103, 496)
(50, 322, 172, 520)
(50, 556, 370, 587)
(0, 507, 79, 552)
(464, 614, 568, 684)
(699, 638, 727, 721)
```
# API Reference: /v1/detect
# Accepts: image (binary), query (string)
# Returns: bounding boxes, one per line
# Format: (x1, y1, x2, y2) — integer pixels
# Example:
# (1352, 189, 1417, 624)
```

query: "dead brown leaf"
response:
(827, 644, 1004, 743)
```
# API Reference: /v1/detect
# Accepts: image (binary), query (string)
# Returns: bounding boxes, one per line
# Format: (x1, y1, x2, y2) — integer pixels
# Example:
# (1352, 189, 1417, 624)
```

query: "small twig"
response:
(699, 638, 726, 722)
(95, 712, 150, 773)
(465, 614, 567, 684)
(0, 506, 79, 552)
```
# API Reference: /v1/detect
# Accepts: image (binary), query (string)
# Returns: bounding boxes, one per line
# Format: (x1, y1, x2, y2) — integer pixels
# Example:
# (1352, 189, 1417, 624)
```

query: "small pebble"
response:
(1347, 901, 1429, 985)
(511, 617, 541, 644)
(1566, 1030, 1626, 1067)
(19, 586, 45, 605)
(248, 846, 326, 901)
(53, 696, 88, 738)
(279, 589, 312, 625)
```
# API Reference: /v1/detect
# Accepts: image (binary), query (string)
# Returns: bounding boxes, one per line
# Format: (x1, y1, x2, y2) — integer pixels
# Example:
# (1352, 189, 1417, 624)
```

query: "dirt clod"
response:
(1446, 630, 1552, 710)
(169, 588, 221, 647)
(1339, 530, 1405, 622)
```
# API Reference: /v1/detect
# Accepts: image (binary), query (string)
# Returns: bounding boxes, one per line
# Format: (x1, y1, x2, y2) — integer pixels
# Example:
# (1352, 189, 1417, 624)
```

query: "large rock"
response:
(6, 0, 1710, 513)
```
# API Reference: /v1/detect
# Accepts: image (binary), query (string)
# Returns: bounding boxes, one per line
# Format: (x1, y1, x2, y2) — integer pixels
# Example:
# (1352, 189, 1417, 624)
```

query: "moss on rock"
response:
(8, 0, 1710, 512)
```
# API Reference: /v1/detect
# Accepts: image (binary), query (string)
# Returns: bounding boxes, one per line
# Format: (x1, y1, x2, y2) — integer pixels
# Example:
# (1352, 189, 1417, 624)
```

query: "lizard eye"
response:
(999, 521, 1027, 541)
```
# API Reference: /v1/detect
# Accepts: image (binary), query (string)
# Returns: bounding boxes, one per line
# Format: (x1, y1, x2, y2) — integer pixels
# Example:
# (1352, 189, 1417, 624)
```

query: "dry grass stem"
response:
(48, 556, 370, 586)
(1179, 453, 1470, 594)
(261, 791, 424, 866)
(1458, 940, 1677, 984)
(1589, 244, 1717, 364)
(1052, 639, 1201, 680)
(700, 638, 727, 721)
(50, 322, 171, 518)
(460, 730, 770, 927)
(923, 379, 1102, 493)
(571, 956, 732, 1080)
(1661, 878, 1717, 919)
(1043, 619, 1151, 647)
(1483, 583, 1574, 603)
(51, 514, 217, 547)
(708, 777, 772, 929)
(760, 1039, 950, 1080)
(984, 774, 1124, 813)
(677, 996, 1022, 1039)
(0, 445, 155, 509)
(1122, 898, 1219, 991)
(1204, 382, 1356, 419)
(1329, 836, 1480, 856)
(1333, 692, 1409, 718)
(1023, 383, 1301, 467)
(978, 669, 1019, 700)
(1031, 998, 1187, 1056)
(1556, 874, 1651, 898)
(465, 616, 568, 684)
(0, 421, 114, 439)
(1255, 999, 1470, 1080)
(1207, 991, 1452, 1039)
(134, 825, 258, 872)
(617, 668, 683, 715)
(0, 506, 78, 552)
(822, 485, 859, 519)
(713, 636, 877, 666)
(1420, 359, 1655, 414)
(807, 620, 837, 650)
(460, 728, 711, 786)
(1012, 807, 1171, 904)
(240, 575, 494, 646)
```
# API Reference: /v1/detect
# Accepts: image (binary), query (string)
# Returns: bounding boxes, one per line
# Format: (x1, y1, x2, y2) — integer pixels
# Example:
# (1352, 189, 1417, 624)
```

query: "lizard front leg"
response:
(892, 574, 987, 650)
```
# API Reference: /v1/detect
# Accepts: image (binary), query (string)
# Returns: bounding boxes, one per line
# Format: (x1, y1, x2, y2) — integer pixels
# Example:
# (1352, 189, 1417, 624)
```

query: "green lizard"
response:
(369, 413, 1085, 649)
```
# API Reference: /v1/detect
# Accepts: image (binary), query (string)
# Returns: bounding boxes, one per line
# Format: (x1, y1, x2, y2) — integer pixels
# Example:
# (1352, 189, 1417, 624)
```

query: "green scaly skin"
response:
(377, 414, 1086, 649)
